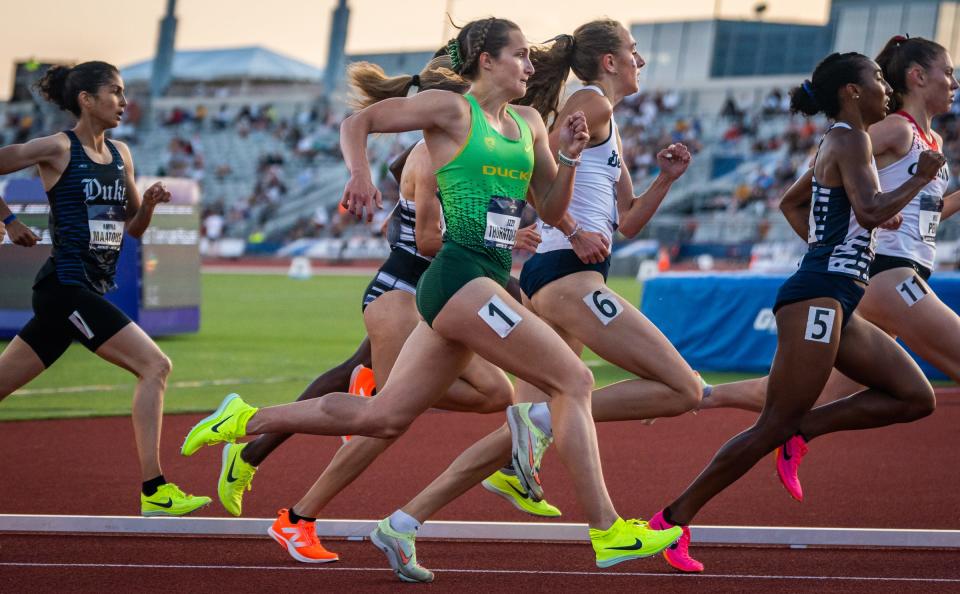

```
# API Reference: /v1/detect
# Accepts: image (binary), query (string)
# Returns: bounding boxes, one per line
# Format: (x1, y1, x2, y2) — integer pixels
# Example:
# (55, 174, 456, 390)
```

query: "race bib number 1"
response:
(804, 306, 835, 343)
(897, 275, 929, 307)
(484, 196, 525, 249)
(479, 294, 522, 338)
(583, 290, 623, 325)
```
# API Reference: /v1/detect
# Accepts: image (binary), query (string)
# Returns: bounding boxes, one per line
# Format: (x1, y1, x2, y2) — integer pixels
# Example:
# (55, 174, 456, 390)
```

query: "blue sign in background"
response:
(641, 272, 960, 380)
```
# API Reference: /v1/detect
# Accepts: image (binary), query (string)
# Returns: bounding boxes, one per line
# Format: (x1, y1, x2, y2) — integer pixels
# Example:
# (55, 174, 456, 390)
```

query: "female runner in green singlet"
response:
(181, 17, 682, 581)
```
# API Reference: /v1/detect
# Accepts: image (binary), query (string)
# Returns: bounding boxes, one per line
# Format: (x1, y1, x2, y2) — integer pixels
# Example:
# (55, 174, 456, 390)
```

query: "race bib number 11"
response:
(897, 276, 929, 307)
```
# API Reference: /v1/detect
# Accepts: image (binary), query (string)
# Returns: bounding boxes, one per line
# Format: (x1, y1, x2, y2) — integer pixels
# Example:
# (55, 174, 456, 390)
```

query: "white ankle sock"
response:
(527, 402, 553, 438)
(389, 509, 421, 533)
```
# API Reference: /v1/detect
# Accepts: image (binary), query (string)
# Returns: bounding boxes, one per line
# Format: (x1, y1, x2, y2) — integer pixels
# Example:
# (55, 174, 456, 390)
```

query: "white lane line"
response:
(11, 375, 315, 396)
(1, 562, 957, 583)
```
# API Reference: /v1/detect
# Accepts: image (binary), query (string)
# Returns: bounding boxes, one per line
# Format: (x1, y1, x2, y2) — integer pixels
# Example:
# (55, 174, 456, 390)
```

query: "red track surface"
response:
(2, 390, 960, 591)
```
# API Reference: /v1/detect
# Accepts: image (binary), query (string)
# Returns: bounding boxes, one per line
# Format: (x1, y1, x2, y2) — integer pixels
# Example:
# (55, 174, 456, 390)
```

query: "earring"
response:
(854, 95, 860, 100)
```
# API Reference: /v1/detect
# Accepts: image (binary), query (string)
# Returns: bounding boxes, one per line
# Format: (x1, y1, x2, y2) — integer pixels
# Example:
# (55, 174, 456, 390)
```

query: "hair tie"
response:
(446, 39, 463, 72)
(410, 74, 420, 89)
(802, 80, 817, 102)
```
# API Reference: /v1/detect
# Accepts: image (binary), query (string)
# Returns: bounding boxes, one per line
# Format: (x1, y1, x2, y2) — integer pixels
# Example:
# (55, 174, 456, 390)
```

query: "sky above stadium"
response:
(1, 0, 829, 100)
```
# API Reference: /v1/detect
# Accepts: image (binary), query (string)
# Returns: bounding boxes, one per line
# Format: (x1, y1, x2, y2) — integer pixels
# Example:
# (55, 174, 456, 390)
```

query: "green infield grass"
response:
(0, 273, 761, 421)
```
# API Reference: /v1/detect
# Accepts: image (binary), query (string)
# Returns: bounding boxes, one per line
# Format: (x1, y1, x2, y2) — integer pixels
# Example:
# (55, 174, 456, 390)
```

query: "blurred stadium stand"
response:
(3, 0, 960, 268)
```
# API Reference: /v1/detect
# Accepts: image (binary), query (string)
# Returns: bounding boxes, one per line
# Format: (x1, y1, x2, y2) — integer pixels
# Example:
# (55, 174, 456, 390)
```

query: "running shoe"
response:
(481, 470, 561, 517)
(268, 509, 339, 563)
(775, 434, 809, 502)
(370, 517, 434, 583)
(342, 365, 376, 444)
(140, 483, 211, 517)
(218, 442, 257, 516)
(181, 393, 258, 456)
(590, 517, 683, 568)
(649, 509, 704, 573)
(505, 403, 552, 502)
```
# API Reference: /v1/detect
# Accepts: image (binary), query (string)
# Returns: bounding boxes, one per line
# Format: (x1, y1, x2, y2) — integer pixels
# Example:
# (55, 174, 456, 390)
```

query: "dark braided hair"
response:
(789, 52, 874, 118)
(448, 17, 520, 79)
(876, 35, 947, 112)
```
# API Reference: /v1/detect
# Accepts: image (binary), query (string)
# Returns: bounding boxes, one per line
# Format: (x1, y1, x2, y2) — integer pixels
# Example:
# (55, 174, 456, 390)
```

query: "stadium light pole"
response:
(144, 0, 178, 131)
(323, 0, 350, 98)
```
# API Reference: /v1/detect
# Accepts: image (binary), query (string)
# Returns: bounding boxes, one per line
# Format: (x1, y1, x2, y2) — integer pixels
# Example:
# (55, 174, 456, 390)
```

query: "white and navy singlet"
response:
(537, 85, 622, 253)
(798, 122, 879, 283)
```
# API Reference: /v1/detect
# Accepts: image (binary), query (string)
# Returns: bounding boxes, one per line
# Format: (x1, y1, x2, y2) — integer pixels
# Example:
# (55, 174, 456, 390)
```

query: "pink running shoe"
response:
(775, 434, 809, 502)
(649, 509, 704, 573)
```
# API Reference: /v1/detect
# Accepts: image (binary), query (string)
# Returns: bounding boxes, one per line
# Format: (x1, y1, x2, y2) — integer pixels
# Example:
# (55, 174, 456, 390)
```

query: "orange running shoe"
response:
(268, 509, 339, 563)
(342, 365, 376, 444)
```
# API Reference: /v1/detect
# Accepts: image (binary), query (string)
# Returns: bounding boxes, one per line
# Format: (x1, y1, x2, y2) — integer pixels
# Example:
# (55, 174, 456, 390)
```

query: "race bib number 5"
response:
(804, 306, 835, 343)
(479, 294, 522, 338)
(484, 196, 525, 249)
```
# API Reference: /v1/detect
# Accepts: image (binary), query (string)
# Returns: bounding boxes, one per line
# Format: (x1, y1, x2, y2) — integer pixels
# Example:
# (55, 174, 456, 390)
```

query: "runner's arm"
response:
(412, 153, 443, 257)
(115, 141, 169, 238)
(617, 141, 691, 238)
(779, 168, 813, 240)
(0, 195, 39, 246)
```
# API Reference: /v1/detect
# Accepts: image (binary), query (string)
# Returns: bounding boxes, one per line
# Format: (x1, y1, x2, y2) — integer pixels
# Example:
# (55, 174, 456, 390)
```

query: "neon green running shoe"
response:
(505, 403, 552, 502)
(218, 442, 257, 516)
(181, 393, 258, 457)
(590, 517, 682, 568)
(481, 470, 561, 517)
(370, 517, 434, 583)
(141, 483, 211, 517)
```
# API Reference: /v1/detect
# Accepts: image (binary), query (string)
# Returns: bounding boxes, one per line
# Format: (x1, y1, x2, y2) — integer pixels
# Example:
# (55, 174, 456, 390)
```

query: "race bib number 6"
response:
(584, 290, 623, 325)
(804, 306, 835, 343)
(479, 294, 522, 338)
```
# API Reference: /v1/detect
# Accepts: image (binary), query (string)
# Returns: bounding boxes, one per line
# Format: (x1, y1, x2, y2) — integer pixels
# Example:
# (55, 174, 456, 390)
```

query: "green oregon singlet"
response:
(436, 94, 534, 269)
(416, 94, 535, 326)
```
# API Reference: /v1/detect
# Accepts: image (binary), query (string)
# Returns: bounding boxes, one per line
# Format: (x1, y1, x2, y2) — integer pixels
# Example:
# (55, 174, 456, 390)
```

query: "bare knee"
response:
(545, 362, 593, 401)
(362, 403, 413, 439)
(673, 373, 703, 412)
(141, 353, 172, 383)
(901, 383, 936, 421)
(476, 377, 514, 413)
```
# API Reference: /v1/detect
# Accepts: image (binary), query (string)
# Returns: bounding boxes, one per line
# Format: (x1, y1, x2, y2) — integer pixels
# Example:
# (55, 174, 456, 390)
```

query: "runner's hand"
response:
(514, 226, 541, 253)
(570, 229, 610, 264)
(7, 219, 39, 247)
(143, 182, 172, 207)
(915, 150, 946, 182)
(657, 143, 692, 180)
(341, 173, 382, 223)
(557, 111, 589, 160)
(879, 213, 903, 230)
